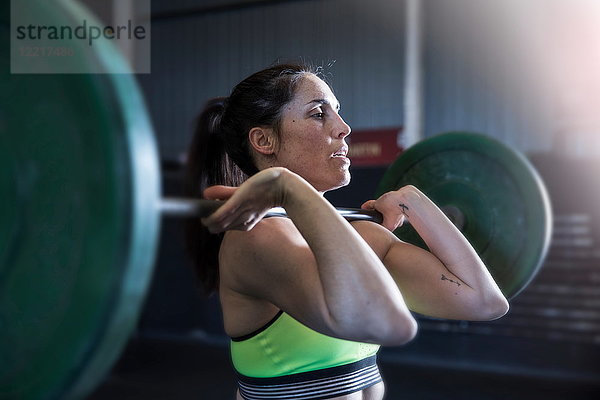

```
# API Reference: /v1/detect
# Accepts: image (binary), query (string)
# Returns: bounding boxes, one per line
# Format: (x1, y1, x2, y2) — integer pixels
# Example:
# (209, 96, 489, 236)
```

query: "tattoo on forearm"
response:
(441, 274, 461, 287)
(398, 203, 409, 214)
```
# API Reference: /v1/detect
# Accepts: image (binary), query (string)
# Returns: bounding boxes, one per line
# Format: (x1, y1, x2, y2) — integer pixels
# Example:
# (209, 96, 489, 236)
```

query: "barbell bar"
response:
(159, 198, 384, 223)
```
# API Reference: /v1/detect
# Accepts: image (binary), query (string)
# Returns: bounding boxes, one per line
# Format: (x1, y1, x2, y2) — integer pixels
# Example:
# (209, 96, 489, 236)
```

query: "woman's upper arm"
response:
(219, 218, 336, 336)
(352, 221, 493, 321)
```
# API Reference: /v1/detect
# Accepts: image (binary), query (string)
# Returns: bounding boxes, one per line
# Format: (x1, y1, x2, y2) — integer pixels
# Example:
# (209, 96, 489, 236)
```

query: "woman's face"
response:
(274, 74, 352, 192)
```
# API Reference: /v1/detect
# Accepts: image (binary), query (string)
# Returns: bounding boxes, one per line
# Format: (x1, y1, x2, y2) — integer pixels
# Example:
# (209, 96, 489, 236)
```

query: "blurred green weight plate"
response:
(0, 1, 159, 399)
(376, 132, 552, 299)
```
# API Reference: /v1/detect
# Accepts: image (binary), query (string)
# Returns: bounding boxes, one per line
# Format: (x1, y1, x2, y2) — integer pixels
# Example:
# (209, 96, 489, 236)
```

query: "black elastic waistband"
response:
(237, 355, 381, 400)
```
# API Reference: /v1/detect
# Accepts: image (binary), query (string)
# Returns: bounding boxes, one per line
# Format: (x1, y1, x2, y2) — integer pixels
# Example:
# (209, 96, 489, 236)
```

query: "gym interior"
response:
(3, 1, 600, 399)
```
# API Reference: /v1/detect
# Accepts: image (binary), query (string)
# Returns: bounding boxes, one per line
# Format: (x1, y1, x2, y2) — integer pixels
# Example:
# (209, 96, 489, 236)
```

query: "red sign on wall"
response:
(348, 127, 404, 167)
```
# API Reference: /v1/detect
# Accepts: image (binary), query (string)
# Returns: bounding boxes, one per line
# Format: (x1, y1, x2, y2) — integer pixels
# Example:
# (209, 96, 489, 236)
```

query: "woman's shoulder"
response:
(220, 217, 306, 263)
(218, 216, 317, 302)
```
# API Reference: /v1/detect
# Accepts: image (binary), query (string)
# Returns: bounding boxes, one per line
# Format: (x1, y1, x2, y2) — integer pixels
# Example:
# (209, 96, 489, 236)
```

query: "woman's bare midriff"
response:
(235, 381, 385, 399)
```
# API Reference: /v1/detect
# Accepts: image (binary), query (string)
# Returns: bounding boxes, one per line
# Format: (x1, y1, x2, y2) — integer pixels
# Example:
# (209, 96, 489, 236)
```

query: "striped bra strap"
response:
(236, 355, 382, 400)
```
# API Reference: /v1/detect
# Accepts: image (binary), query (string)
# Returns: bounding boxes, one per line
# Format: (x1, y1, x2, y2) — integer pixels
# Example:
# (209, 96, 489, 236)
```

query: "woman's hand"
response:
(361, 185, 421, 232)
(201, 167, 288, 233)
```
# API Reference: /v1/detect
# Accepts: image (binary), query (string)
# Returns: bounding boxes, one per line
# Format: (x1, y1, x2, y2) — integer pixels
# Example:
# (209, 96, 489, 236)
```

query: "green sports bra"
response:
(230, 310, 380, 378)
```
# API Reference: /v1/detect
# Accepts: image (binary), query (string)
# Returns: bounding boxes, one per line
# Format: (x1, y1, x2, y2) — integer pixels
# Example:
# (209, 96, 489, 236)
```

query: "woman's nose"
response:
(334, 114, 351, 139)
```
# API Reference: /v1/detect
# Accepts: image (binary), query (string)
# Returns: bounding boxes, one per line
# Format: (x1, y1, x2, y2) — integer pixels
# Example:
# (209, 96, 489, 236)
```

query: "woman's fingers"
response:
(362, 195, 406, 231)
(201, 185, 271, 233)
(201, 202, 241, 232)
(200, 168, 288, 233)
(378, 205, 397, 231)
(382, 214, 405, 232)
(204, 208, 266, 233)
(202, 185, 253, 231)
(361, 200, 376, 210)
(203, 185, 238, 200)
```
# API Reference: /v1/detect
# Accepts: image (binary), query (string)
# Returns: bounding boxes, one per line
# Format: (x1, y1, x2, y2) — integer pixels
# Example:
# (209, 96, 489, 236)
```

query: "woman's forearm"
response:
(397, 187, 506, 303)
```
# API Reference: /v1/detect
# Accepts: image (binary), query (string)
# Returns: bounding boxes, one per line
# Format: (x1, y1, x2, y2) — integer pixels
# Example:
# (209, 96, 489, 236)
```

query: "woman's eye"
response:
(312, 112, 325, 119)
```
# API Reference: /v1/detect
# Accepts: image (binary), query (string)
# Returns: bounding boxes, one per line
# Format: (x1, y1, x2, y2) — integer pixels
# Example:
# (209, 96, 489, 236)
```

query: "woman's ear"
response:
(248, 127, 277, 155)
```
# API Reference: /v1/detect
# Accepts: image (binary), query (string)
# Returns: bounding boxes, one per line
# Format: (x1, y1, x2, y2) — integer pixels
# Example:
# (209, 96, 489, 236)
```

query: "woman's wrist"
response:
(276, 168, 320, 210)
(393, 186, 422, 218)
(248, 167, 297, 209)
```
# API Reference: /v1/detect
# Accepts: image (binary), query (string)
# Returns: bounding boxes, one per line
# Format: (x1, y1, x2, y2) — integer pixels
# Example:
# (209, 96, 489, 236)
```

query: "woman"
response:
(185, 63, 509, 400)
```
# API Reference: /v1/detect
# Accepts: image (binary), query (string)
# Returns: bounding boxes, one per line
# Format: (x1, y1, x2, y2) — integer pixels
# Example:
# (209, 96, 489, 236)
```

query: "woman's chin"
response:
(317, 174, 351, 193)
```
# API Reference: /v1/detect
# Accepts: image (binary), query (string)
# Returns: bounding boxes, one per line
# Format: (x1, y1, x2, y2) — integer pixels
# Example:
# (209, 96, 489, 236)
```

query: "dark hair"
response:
(185, 63, 315, 294)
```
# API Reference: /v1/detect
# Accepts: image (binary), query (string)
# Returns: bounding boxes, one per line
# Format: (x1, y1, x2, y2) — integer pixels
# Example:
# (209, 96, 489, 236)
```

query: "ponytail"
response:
(184, 97, 247, 294)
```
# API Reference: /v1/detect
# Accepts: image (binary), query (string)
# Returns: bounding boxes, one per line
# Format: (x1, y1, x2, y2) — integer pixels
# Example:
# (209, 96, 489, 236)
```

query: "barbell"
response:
(0, 1, 552, 400)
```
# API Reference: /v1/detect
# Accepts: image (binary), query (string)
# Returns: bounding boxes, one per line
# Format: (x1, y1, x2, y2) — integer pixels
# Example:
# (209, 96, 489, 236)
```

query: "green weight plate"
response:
(376, 132, 552, 299)
(0, 1, 160, 399)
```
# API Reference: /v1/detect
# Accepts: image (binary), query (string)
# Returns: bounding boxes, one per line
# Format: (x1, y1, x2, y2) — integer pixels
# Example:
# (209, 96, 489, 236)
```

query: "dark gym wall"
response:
(140, 0, 564, 163)
(140, 0, 406, 161)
